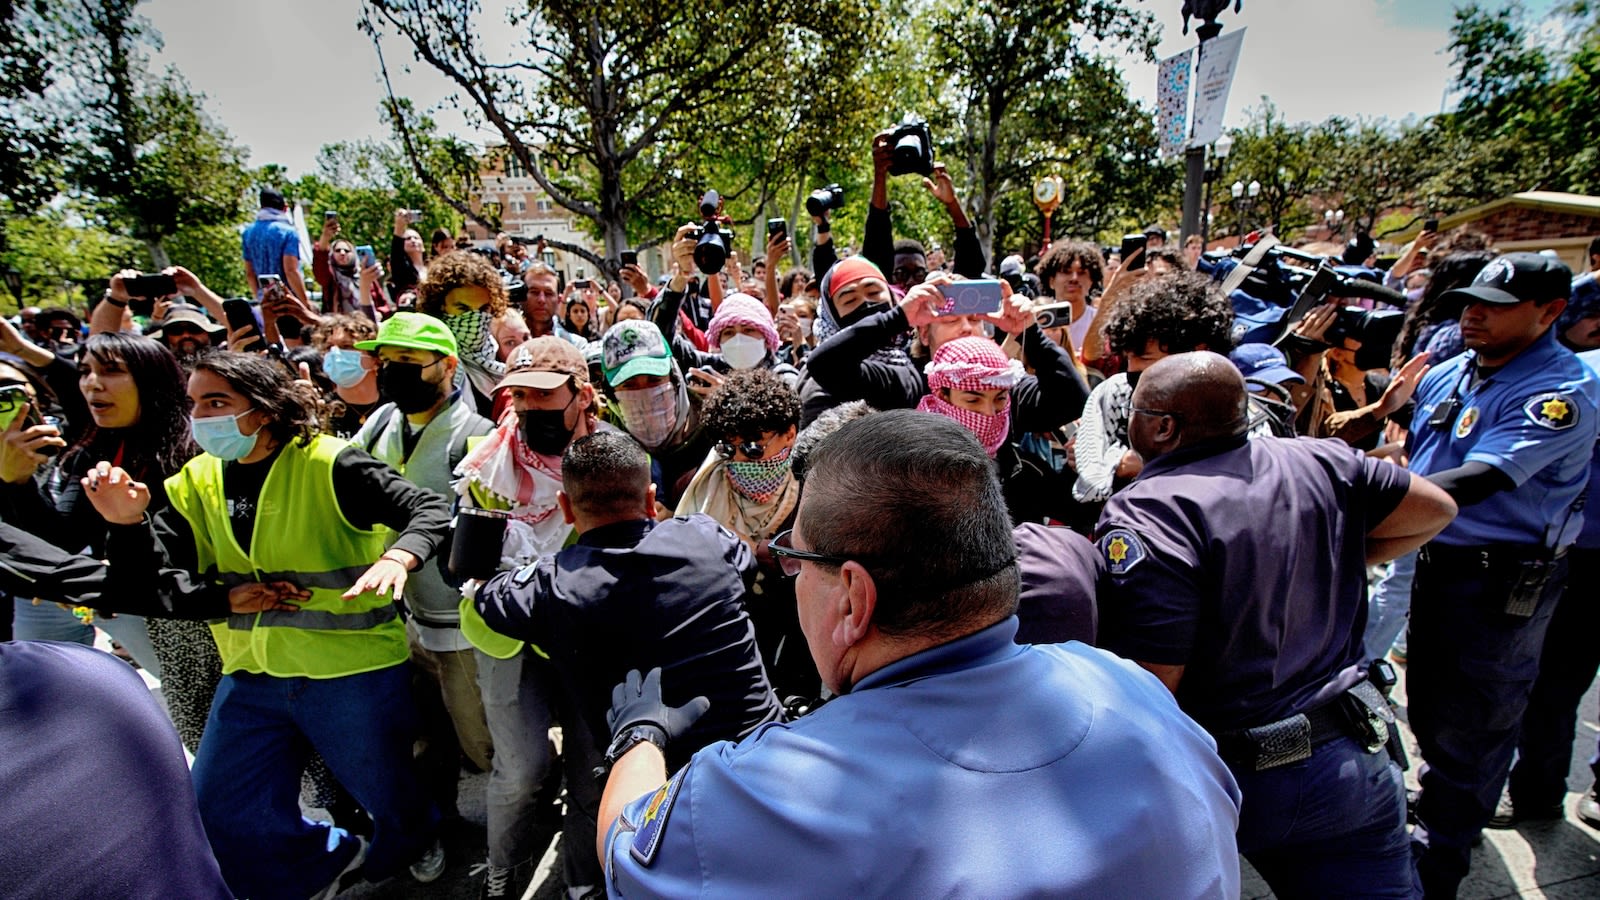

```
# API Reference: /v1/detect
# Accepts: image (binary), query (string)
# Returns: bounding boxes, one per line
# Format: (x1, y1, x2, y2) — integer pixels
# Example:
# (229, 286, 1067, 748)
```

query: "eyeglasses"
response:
(715, 438, 766, 460)
(1130, 407, 1184, 424)
(892, 266, 928, 284)
(164, 324, 206, 337)
(768, 529, 851, 577)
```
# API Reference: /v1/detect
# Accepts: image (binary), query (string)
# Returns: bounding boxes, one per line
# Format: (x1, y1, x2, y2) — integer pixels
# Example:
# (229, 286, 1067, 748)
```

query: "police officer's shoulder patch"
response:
(628, 767, 687, 867)
(1099, 528, 1148, 576)
(1524, 392, 1579, 431)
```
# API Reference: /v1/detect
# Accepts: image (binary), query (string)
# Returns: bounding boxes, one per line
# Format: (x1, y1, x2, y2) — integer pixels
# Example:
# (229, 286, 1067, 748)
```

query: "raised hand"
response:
(81, 461, 150, 525)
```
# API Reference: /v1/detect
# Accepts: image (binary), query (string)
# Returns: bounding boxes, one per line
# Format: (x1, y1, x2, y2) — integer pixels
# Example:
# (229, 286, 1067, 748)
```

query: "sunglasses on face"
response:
(165, 324, 206, 338)
(715, 438, 766, 460)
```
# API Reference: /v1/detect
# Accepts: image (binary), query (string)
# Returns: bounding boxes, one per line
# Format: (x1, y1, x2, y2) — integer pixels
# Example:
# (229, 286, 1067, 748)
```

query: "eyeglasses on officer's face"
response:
(768, 529, 851, 578)
(1130, 407, 1184, 425)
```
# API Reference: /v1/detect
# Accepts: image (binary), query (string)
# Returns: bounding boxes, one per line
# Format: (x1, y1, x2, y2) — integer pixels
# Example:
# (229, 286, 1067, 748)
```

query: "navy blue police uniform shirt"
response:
(1096, 434, 1412, 733)
(475, 513, 783, 771)
(1408, 329, 1600, 548)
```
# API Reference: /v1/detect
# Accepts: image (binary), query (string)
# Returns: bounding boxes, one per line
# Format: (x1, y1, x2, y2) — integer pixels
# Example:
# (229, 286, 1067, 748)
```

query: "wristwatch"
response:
(596, 724, 668, 779)
(102, 290, 127, 308)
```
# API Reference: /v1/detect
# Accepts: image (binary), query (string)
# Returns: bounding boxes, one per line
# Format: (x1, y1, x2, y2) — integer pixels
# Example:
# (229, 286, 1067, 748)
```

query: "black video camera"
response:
(690, 190, 734, 275)
(1325, 306, 1406, 370)
(806, 183, 844, 218)
(888, 118, 934, 177)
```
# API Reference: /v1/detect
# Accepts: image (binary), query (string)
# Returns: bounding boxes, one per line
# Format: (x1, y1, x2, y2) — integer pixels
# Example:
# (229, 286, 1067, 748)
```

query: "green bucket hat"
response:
(354, 312, 459, 357)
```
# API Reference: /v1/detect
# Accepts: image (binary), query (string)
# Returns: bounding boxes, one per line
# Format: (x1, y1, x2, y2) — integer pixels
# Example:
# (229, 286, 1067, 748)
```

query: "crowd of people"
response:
(2, 133, 1600, 900)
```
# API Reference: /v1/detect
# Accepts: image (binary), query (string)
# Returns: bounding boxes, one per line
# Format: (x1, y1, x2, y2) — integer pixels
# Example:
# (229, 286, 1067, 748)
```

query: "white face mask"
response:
(720, 334, 767, 370)
(795, 317, 814, 338)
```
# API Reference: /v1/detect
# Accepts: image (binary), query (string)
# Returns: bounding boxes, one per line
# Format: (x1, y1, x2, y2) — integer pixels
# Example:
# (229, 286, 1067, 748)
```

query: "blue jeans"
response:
(10, 598, 162, 679)
(1408, 548, 1566, 898)
(1364, 550, 1417, 660)
(1234, 736, 1417, 898)
(192, 664, 437, 899)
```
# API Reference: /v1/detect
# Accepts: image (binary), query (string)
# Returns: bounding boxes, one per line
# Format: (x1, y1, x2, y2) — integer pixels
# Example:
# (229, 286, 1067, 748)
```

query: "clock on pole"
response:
(1032, 175, 1064, 250)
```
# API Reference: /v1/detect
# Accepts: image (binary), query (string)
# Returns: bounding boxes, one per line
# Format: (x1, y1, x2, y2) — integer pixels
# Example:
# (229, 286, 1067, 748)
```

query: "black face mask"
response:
(519, 400, 576, 456)
(1124, 369, 1142, 389)
(378, 360, 445, 414)
(836, 300, 888, 330)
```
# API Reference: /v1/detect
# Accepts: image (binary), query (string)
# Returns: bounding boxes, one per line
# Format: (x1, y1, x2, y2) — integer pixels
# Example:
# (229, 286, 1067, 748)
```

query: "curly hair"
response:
(1037, 241, 1105, 293)
(417, 250, 509, 319)
(63, 334, 196, 481)
(310, 314, 378, 351)
(193, 351, 319, 449)
(1104, 270, 1235, 356)
(701, 369, 801, 443)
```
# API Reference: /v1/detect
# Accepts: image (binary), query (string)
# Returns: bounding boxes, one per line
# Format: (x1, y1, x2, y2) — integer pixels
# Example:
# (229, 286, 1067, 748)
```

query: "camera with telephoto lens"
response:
(806, 183, 844, 218)
(888, 117, 934, 177)
(688, 190, 734, 275)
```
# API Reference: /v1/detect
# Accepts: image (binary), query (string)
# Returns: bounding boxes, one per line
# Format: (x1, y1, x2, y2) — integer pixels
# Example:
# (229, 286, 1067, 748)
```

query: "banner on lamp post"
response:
(1188, 27, 1246, 148)
(1156, 48, 1193, 160)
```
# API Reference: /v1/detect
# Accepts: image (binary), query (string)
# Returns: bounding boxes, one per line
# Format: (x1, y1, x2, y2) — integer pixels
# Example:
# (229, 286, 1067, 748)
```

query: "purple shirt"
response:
(0, 642, 230, 897)
(1095, 435, 1411, 732)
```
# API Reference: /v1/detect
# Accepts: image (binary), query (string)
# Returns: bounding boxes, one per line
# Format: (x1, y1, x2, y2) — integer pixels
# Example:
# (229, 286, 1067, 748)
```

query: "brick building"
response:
(465, 146, 604, 282)
(1394, 191, 1600, 273)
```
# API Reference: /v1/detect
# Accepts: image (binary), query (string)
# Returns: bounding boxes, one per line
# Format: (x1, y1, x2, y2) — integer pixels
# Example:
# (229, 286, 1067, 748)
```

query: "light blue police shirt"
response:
(604, 617, 1242, 898)
(1575, 349, 1600, 548)
(1409, 329, 1600, 547)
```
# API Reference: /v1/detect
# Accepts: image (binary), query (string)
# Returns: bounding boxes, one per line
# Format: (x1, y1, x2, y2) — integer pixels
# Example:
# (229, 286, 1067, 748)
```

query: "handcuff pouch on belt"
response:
(1222, 680, 1396, 772)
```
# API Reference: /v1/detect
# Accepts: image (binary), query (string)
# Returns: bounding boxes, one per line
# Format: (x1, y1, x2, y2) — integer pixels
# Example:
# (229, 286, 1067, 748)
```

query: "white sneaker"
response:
(310, 835, 368, 900)
(409, 837, 447, 883)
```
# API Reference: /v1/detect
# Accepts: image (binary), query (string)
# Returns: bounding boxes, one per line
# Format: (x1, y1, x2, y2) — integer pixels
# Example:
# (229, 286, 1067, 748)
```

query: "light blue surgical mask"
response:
(322, 347, 369, 389)
(191, 410, 262, 461)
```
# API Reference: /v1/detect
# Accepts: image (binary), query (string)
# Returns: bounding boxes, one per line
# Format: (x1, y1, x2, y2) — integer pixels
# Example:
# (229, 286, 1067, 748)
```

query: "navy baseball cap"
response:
(1229, 343, 1303, 388)
(1440, 252, 1572, 307)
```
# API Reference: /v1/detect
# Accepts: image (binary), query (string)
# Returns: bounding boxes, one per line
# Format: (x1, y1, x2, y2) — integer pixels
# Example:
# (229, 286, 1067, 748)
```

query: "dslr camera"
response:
(887, 117, 934, 178)
(806, 183, 844, 218)
(689, 190, 735, 275)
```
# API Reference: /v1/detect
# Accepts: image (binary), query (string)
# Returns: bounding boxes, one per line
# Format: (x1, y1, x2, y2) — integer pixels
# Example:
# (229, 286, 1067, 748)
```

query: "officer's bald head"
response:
(1130, 351, 1250, 459)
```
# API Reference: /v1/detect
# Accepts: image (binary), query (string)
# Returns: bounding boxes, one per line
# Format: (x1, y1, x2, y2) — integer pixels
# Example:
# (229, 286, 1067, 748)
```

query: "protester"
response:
(86, 350, 453, 898)
(314, 221, 385, 320)
(309, 314, 382, 438)
(148, 303, 226, 362)
(0, 332, 220, 740)
(1036, 241, 1104, 353)
(596, 410, 1242, 895)
(597, 319, 709, 507)
(452, 336, 606, 899)
(417, 250, 511, 414)
(242, 188, 308, 302)
(390, 208, 429, 297)
(351, 312, 495, 834)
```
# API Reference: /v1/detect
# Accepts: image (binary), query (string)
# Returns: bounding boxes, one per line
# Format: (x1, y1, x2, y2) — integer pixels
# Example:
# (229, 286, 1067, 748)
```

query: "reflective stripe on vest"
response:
(227, 604, 398, 632)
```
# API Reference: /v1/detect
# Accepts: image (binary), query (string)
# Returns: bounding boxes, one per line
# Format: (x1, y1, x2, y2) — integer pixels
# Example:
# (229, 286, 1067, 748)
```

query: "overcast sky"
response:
(143, 0, 1562, 179)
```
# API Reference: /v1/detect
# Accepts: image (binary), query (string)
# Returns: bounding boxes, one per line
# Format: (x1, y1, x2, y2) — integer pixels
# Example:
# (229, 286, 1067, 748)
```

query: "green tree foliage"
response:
(0, 204, 140, 311)
(0, 0, 68, 212)
(59, 1, 251, 269)
(286, 139, 465, 255)
(363, 0, 880, 275)
(923, 0, 1161, 263)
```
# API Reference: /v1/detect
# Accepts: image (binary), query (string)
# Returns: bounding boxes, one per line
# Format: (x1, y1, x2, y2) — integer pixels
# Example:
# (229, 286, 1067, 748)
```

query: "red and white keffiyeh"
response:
(916, 336, 1022, 455)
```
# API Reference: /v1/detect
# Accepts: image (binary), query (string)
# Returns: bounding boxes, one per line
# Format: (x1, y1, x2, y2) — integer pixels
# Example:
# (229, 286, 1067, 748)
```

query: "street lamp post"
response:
(1323, 208, 1345, 239)
(1201, 133, 1233, 245)
(1231, 179, 1260, 247)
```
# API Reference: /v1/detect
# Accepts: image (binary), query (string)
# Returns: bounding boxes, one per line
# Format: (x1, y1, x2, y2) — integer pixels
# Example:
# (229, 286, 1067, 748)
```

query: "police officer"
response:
(594, 411, 1243, 896)
(473, 431, 783, 895)
(1095, 351, 1455, 899)
(1405, 252, 1600, 897)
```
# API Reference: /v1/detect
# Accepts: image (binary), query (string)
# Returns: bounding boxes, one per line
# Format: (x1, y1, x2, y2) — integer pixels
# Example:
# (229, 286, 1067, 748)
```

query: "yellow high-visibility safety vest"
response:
(164, 434, 407, 678)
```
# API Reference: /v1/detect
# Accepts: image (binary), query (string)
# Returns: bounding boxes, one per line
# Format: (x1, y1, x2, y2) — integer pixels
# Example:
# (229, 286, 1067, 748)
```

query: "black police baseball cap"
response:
(1440, 252, 1572, 307)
